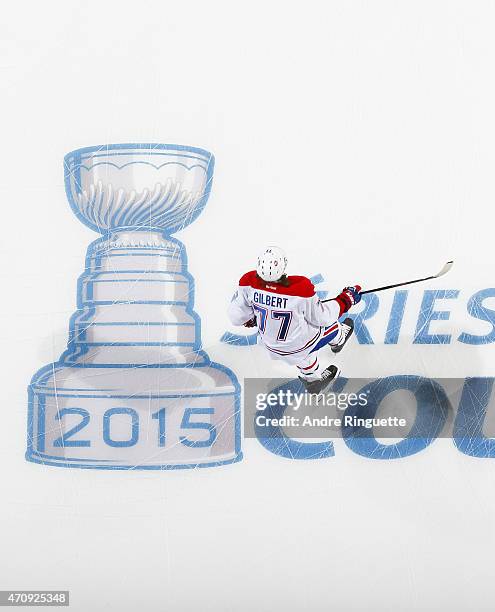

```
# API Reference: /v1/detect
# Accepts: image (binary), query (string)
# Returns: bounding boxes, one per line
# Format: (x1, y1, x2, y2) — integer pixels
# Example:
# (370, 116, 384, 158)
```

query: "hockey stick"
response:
(322, 261, 453, 301)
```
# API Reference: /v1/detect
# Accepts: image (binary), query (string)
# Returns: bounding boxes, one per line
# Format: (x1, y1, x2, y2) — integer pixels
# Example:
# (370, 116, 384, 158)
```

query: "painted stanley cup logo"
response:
(27, 144, 242, 469)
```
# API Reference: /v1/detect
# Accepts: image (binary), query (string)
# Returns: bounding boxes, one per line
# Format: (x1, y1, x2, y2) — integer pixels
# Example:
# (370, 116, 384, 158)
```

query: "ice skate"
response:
(299, 364, 341, 394)
(331, 318, 354, 354)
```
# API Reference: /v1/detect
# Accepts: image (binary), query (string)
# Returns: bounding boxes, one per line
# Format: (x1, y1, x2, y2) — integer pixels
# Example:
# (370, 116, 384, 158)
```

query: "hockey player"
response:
(228, 246, 361, 394)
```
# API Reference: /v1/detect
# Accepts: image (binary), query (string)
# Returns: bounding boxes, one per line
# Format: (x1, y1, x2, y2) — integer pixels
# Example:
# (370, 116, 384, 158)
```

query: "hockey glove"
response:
(244, 317, 257, 328)
(335, 285, 362, 314)
(343, 285, 362, 305)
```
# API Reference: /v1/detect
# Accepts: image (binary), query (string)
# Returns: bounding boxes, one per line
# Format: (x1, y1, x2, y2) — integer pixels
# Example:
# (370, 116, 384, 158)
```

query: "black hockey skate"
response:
(299, 364, 341, 394)
(331, 318, 354, 354)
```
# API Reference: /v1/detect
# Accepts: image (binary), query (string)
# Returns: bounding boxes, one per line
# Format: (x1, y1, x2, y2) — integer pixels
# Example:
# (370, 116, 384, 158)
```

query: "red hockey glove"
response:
(335, 285, 362, 314)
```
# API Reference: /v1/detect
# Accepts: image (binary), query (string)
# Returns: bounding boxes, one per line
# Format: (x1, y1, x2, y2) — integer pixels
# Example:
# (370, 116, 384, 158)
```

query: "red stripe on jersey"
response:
(264, 329, 322, 356)
(238, 270, 315, 298)
(298, 358, 318, 371)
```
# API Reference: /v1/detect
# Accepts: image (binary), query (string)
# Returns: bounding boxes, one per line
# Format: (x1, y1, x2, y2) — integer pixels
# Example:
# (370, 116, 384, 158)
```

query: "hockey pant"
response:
(296, 323, 345, 381)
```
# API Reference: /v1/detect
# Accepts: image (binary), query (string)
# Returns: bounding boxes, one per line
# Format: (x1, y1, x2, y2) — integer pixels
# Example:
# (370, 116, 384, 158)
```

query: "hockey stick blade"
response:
(433, 260, 454, 278)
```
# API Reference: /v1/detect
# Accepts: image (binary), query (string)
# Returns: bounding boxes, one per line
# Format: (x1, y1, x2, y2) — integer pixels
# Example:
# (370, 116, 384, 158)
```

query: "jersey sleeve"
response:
(304, 294, 342, 327)
(227, 285, 254, 326)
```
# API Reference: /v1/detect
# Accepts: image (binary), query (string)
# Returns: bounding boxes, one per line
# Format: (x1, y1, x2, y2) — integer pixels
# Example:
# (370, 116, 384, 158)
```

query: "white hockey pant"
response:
(295, 323, 345, 381)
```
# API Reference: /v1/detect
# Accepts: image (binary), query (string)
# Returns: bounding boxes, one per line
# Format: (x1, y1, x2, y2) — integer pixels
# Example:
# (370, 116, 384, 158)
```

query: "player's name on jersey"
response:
(253, 292, 289, 308)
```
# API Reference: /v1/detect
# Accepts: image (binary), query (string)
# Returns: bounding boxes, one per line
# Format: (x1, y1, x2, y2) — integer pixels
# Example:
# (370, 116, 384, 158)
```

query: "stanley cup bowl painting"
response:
(27, 144, 242, 470)
(64, 144, 214, 235)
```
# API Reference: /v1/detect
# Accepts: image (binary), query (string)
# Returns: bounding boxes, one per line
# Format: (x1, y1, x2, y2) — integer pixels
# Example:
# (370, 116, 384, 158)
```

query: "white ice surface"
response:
(1, 1, 495, 610)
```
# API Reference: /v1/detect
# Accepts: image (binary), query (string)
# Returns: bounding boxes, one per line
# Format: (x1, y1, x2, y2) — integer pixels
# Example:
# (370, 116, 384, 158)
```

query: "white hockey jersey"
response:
(228, 270, 345, 365)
